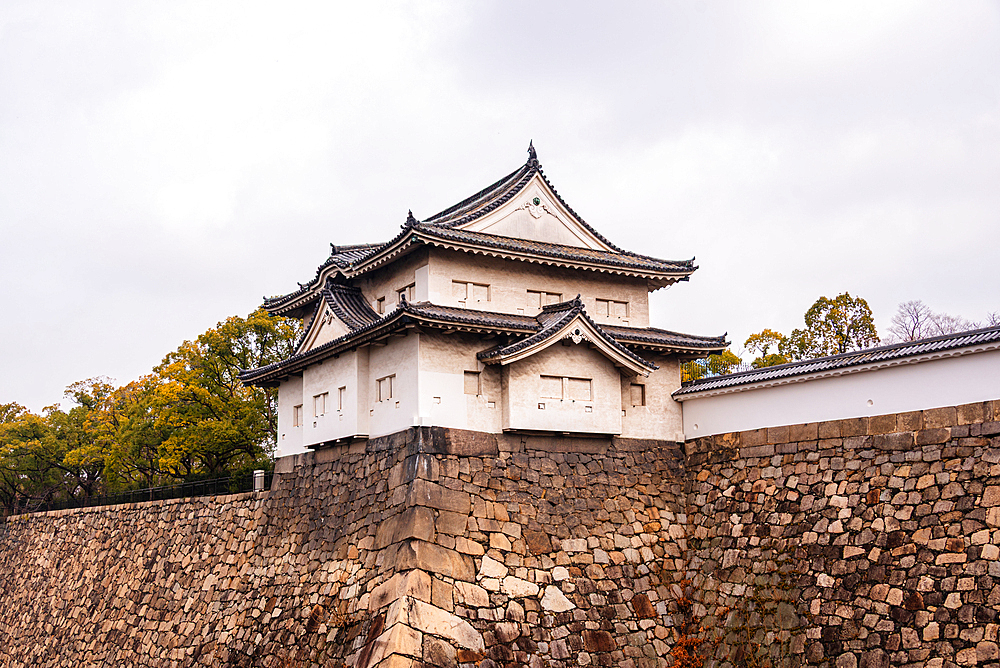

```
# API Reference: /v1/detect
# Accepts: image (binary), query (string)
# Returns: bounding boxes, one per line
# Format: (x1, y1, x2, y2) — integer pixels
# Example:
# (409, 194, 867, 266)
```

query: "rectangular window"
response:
(464, 371, 481, 395)
(471, 283, 489, 303)
(539, 375, 563, 399)
(377, 375, 394, 402)
(540, 375, 593, 402)
(596, 299, 629, 319)
(396, 283, 415, 303)
(293, 404, 304, 427)
(453, 281, 490, 304)
(630, 383, 646, 407)
(527, 290, 562, 310)
(376, 296, 386, 314)
(338, 386, 347, 411)
(313, 392, 328, 417)
(567, 378, 592, 402)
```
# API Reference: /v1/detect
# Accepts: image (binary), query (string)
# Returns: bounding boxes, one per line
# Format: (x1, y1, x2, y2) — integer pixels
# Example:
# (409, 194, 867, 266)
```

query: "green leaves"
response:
(684, 293, 880, 384)
(780, 293, 879, 360)
(0, 309, 300, 514)
(744, 329, 789, 369)
(682, 349, 745, 382)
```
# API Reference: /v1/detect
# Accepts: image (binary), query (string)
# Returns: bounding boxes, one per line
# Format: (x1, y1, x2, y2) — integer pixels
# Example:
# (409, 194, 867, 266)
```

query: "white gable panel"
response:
(459, 174, 613, 251)
(297, 308, 352, 354)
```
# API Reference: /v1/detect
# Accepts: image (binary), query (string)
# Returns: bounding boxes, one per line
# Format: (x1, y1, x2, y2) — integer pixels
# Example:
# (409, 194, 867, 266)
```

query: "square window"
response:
(539, 375, 563, 399)
(464, 371, 481, 395)
(376, 297, 386, 314)
(471, 283, 490, 303)
(452, 281, 469, 300)
(567, 378, 592, 402)
(293, 404, 304, 427)
(397, 283, 415, 302)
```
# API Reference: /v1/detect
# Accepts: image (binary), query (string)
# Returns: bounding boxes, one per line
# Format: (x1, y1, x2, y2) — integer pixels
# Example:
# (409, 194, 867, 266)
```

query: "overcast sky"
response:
(2, 1, 998, 412)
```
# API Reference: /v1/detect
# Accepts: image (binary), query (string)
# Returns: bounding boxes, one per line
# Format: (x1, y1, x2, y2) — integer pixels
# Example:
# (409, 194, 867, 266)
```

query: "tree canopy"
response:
(779, 292, 879, 360)
(0, 309, 299, 515)
(886, 300, 999, 343)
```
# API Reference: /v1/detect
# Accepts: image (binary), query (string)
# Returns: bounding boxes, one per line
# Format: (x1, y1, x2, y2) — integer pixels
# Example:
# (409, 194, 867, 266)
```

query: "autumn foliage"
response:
(0, 309, 299, 514)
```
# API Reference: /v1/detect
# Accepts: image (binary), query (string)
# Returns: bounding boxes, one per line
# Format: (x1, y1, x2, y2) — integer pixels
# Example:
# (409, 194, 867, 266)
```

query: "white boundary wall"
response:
(676, 346, 1000, 440)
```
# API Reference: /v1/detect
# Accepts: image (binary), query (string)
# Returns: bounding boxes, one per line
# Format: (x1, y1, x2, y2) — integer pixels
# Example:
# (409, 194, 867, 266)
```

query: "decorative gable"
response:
(478, 297, 657, 377)
(293, 283, 380, 355)
(457, 172, 613, 251)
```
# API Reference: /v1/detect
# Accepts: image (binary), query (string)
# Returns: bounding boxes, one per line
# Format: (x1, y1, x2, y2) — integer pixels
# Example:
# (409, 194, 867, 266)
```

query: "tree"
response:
(682, 349, 744, 382)
(744, 329, 789, 368)
(87, 375, 170, 491)
(887, 300, 995, 343)
(48, 377, 117, 500)
(780, 293, 879, 360)
(152, 309, 299, 478)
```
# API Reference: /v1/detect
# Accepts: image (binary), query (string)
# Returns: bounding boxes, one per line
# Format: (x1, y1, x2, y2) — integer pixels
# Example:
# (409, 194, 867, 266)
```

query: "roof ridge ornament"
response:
(527, 140, 538, 167)
(403, 210, 418, 228)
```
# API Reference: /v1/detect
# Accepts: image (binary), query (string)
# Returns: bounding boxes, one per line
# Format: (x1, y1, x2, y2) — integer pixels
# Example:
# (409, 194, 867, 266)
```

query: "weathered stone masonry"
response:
(0, 429, 689, 668)
(2, 401, 999, 668)
(686, 400, 1000, 668)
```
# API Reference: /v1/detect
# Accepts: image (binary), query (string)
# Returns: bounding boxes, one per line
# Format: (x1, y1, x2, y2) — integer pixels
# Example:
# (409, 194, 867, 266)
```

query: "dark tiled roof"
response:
(477, 296, 657, 372)
(399, 302, 539, 331)
(321, 282, 379, 330)
(263, 244, 384, 312)
(673, 324, 1000, 397)
(602, 325, 728, 351)
(241, 301, 539, 385)
(423, 161, 534, 226)
(413, 225, 693, 275)
(262, 144, 697, 313)
(242, 297, 723, 385)
(423, 142, 629, 255)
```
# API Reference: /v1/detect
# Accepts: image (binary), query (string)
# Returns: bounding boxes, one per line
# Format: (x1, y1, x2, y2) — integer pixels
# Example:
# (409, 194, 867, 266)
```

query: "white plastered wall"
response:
(621, 355, 684, 441)
(368, 331, 420, 438)
(354, 248, 430, 315)
(276, 375, 304, 458)
(416, 332, 503, 433)
(503, 342, 623, 434)
(300, 350, 367, 447)
(425, 249, 650, 327)
(678, 348, 1000, 440)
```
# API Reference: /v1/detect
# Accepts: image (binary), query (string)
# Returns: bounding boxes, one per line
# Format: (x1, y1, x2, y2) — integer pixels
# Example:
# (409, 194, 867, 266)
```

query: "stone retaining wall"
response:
(4, 400, 999, 668)
(0, 434, 407, 668)
(686, 400, 1000, 668)
(0, 428, 689, 668)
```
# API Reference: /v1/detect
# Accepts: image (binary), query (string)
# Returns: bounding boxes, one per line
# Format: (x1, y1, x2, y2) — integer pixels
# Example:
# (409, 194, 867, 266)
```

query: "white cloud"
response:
(0, 0, 998, 409)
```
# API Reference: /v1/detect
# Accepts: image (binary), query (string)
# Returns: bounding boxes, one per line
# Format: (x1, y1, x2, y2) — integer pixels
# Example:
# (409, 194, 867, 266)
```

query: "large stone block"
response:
(370, 570, 432, 611)
(405, 479, 470, 515)
(375, 507, 436, 549)
(874, 432, 915, 451)
(391, 540, 475, 582)
(924, 406, 957, 429)
(385, 596, 484, 652)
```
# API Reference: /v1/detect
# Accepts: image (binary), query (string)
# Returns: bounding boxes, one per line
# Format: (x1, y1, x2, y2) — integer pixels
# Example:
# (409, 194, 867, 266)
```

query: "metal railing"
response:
(6, 470, 273, 516)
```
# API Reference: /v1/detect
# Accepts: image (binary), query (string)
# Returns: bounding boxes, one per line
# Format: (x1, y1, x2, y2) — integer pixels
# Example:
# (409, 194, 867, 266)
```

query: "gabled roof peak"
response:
(403, 209, 418, 228)
(541, 294, 584, 313)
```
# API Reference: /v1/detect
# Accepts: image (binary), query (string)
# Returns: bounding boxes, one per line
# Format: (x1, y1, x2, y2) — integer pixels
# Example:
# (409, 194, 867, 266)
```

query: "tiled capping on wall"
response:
(685, 400, 1000, 668)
